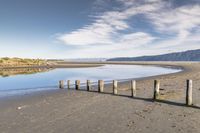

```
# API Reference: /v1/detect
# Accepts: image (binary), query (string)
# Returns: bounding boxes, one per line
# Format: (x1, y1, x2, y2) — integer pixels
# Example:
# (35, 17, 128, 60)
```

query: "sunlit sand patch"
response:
(159, 90, 182, 100)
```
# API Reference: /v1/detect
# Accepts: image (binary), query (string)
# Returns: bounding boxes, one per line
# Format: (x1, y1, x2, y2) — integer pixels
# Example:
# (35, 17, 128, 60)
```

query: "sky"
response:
(0, 0, 200, 59)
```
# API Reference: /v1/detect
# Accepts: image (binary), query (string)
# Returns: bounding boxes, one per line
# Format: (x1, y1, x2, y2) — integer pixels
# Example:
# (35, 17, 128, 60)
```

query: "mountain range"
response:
(107, 49, 200, 61)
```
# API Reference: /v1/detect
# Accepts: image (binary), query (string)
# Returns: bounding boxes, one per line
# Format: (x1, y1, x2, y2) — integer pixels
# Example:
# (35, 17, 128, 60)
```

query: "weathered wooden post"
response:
(186, 79, 193, 106)
(98, 80, 104, 92)
(87, 80, 91, 91)
(67, 80, 70, 89)
(153, 80, 160, 100)
(59, 80, 64, 89)
(113, 80, 118, 95)
(75, 80, 80, 90)
(131, 80, 136, 97)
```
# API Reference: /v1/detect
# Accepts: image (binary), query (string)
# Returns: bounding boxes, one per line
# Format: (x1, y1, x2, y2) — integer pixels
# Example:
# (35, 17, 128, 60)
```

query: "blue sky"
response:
(0, 0, 200, 59)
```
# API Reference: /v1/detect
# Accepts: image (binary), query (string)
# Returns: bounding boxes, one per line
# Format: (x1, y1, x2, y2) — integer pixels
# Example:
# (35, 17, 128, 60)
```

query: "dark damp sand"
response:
(0, 62, 200, 133)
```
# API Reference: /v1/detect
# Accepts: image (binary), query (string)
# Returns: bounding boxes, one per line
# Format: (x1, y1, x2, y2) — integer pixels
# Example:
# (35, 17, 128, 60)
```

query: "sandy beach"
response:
(0, 62, 200, 133)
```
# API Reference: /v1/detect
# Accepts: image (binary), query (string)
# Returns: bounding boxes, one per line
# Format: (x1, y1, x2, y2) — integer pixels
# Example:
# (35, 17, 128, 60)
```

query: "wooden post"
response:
(153, 80, 160, 100)
(98, 80, 104, 92)
(113, 80, 118, 95)
(131, 80, 136, 97)
(75, 80, 80, 90)
(186, 80, 193, 106)
(59, 80, 64, 89)
(67, 80, 70, 89)
(87, 80, 91, 91)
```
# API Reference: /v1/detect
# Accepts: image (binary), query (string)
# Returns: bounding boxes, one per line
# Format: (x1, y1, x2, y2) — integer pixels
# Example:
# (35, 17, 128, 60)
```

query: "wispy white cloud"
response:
(57, 0, 160, 46)
(147, 4, 200, 50)
(56, 0, 200, 58)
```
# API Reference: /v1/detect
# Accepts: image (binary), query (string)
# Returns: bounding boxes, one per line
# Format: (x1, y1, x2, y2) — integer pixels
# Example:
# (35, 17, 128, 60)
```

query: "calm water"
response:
(0, 65, 181, 97)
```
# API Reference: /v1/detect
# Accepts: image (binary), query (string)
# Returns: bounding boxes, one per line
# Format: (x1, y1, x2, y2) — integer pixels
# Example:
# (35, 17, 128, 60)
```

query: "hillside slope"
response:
(107, 49, 200, 61)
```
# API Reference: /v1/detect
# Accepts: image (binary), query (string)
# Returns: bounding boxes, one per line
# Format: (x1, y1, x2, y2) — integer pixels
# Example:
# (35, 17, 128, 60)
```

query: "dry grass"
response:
(0, 57, 47, 67)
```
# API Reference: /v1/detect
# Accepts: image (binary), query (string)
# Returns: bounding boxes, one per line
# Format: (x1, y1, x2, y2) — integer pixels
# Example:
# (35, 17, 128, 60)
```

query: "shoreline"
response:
(0, 62, 183, 100)
(0, 60, 193, 69)
(1, 62, 200, 133)
(0, 63, 104, 69)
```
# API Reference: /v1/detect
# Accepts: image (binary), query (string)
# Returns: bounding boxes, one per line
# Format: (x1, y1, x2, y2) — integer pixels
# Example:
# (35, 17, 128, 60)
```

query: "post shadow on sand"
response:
(72, 87, 200, 110)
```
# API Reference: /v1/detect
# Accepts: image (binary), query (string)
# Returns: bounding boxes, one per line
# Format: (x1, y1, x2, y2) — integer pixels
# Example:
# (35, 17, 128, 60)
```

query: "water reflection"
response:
(0, 68, 52, 77)
(0, 65, 181, 97)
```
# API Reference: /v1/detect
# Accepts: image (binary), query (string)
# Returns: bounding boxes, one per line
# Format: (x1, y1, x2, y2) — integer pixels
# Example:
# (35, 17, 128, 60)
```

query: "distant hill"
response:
(107, 49, 200, 61)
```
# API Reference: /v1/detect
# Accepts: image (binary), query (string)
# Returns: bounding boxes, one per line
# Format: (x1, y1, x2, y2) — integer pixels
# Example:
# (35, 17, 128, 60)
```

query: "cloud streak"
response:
(56, 0, 200, 58)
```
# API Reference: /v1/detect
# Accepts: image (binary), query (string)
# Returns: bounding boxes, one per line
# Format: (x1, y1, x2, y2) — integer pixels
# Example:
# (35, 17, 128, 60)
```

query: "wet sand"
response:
(0, 62, 200, 133)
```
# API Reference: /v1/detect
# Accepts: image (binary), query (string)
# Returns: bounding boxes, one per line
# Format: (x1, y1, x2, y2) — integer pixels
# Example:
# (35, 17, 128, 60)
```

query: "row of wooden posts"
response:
(59, 79, 193, 106)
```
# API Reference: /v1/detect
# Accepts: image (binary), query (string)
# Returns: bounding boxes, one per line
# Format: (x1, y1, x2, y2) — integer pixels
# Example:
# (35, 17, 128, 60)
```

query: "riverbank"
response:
(0, 62, 200, 133)
(0, 58, 103, 69)
(0, 61, 103, 77)
(0, 58, 48, 68)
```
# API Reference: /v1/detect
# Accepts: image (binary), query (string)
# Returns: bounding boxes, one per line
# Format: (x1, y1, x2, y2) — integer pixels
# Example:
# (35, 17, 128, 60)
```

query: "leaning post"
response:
(153, 80, 160, 100)
(113, 80, 118, 95)
(186, 79, 193, 106)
